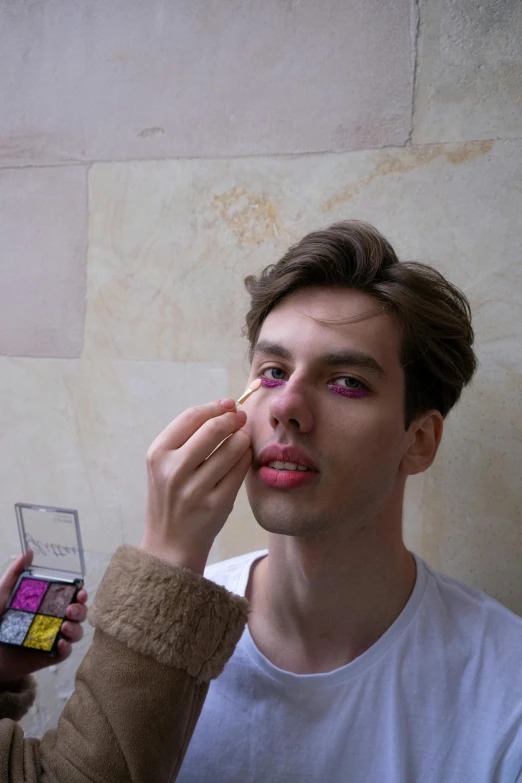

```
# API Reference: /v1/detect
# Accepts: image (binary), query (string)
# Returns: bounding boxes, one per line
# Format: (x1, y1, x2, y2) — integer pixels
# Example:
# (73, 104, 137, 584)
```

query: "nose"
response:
(268, 376, 314, 434)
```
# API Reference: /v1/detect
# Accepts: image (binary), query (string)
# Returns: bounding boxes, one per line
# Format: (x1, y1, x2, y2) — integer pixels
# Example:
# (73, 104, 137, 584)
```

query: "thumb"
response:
(0, 551, 33, 612)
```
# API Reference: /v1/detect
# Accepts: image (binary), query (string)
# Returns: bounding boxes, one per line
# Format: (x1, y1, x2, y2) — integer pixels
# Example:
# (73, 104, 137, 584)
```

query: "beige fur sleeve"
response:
(0, 676, 36, 722)
(89, 546, 248, 683)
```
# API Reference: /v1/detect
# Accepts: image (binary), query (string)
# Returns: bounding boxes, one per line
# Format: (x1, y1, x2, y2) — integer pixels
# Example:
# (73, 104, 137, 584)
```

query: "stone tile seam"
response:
(78, 163, 90, 359)
(0, 356, 227, 364)
(407, 0, 421, 146)
(0, 137, 520, 172)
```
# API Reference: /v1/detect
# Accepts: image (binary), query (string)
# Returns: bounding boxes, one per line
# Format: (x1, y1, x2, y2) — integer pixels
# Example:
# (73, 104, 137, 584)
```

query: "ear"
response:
(401, 410, 444, 476)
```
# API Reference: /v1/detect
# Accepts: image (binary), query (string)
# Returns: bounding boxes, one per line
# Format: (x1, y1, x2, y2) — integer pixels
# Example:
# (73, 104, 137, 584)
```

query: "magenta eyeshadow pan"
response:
(10, 577, 48, 612)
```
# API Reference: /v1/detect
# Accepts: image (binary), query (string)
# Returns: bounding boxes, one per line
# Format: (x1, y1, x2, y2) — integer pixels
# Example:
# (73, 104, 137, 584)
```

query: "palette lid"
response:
(15, 503, 85, 578)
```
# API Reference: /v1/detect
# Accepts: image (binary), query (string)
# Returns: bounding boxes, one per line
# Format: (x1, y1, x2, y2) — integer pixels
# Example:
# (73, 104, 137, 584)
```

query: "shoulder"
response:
(204, 549, 268, 594)
(411, 558, 522, 739)
(425, 560, 522, 626)
(421, 558, 522, 666)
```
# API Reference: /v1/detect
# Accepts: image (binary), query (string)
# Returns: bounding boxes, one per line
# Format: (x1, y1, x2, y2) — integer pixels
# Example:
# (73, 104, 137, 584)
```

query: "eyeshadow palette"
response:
(0, 575, 82, 652)
(0, 503, 85, 655)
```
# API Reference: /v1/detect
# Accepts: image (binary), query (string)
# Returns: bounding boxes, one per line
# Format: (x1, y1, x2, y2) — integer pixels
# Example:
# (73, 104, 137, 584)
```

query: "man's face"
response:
(244, 286, 417, 538)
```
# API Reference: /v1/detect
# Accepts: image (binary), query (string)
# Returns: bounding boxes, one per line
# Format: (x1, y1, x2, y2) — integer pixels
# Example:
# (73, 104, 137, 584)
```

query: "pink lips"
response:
(259, 467, 317, 489)
(256, 445, 319, 490)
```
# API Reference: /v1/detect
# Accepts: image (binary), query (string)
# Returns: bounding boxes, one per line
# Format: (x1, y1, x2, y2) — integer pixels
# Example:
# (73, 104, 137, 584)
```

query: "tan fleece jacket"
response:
(0, 546, 248, 782)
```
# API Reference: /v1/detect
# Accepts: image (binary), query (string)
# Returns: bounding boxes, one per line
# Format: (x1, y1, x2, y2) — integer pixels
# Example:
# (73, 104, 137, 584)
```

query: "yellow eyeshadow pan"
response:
(23, 615, 63, 651)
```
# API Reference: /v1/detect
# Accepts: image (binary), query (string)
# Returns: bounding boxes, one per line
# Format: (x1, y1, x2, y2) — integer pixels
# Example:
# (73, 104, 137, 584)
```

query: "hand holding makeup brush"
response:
(0, 550, 88, 683)
(141, 396, 254, 574)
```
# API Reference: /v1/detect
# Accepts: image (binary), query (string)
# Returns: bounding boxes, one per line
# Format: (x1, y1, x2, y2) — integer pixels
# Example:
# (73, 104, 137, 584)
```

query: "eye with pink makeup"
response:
(258, 368, 370, 398)
(327, 377, 371, 399)
(259, 367, 287, 388)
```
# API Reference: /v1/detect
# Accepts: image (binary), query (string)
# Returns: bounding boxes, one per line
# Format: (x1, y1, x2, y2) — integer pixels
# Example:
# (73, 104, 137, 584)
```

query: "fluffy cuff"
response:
(89, 546, 248, 683)
(0, 676, 37, 721)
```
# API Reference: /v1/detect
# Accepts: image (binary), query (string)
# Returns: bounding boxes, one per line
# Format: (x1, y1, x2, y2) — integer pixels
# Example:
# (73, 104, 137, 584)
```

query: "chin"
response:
(249, 496, 332, 538)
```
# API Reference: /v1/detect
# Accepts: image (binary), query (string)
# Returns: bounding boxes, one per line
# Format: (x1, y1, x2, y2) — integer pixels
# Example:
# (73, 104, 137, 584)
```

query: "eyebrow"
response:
(253, 340, 387, 380)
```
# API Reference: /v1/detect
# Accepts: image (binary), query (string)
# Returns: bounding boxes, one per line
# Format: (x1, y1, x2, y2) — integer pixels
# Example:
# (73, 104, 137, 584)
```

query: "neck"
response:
(247, 515, 416, 674)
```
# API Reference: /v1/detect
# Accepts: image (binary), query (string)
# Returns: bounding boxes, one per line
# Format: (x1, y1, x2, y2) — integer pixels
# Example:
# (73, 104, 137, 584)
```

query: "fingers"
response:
(61, 620, 84, 644)
(65, 601, 88, 624)
(0, 553, 27, 611)
(150, 399, 237, 454)
(63, 593, 88, 646)
(178, 409, 247, 474)
(75, 589, 88, 605)
(61, 592, 88, 652)
(55, 638, 72, 662)
(0, 554, 25, 587)
(194, 428, 252, 492)
(212, 447, 253, 504)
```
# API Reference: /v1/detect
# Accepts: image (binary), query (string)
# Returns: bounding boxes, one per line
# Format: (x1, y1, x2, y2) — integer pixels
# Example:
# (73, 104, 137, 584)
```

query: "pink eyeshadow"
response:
(327, 384, 368, 398)
(10, 578, 48, 612)
(261, 379, 286, 388)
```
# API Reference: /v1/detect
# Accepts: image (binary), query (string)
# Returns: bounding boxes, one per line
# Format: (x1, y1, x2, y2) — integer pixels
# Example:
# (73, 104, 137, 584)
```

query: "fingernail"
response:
(219, 398, 236, 410)
(68, 607, 79, 620)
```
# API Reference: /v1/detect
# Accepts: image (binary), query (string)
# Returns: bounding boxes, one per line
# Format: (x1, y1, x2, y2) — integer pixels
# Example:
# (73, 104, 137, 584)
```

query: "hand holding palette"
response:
(0, 504, 85, 655)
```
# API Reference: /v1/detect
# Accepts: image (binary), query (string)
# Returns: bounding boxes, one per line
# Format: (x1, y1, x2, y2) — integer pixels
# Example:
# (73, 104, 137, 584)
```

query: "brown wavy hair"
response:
(244, 220, 477, 427)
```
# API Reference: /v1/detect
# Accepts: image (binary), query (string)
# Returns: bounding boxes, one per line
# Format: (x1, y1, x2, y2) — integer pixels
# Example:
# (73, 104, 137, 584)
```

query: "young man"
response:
(152, 221, 522, 782)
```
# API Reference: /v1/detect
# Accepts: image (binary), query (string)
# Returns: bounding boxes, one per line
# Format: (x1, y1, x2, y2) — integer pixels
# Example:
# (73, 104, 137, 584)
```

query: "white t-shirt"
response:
(177, 550, 522, 783)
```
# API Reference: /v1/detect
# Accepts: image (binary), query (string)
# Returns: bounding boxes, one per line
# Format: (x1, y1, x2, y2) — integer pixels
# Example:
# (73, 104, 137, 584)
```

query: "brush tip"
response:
(236, 377, 263, 406)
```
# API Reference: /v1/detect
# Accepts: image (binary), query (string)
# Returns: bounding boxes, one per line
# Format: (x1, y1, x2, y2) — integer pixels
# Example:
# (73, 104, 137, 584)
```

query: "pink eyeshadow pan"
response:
(10, 578, 48, 612)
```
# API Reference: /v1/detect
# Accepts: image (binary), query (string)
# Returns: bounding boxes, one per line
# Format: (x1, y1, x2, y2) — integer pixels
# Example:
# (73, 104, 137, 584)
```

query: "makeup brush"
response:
(206, 378, 262, 460)
(236, 378, 262, 408)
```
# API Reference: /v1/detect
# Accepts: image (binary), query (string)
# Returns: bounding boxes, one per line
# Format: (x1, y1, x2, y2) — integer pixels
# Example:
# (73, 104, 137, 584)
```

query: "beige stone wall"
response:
(0, 0, 520, 736)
